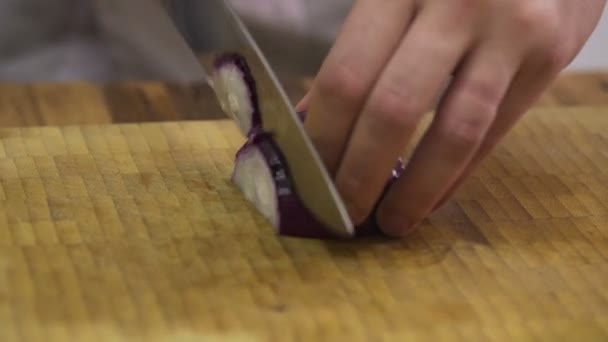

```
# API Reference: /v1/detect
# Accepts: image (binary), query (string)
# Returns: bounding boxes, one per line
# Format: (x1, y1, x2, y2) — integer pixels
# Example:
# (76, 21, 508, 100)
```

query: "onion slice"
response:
(232, 132, 338, 238)
(211, 53, 260, 136)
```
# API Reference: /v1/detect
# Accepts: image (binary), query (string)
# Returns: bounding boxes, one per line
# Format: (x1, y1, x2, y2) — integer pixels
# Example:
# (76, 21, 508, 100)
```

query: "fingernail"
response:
(346, 205, 367, 225)
(344, 200, 368, 226)
(336, 176, 369, 225)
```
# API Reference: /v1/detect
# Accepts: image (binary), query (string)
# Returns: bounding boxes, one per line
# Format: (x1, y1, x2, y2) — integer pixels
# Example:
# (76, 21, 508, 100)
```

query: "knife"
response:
(161, 0, 355, 237)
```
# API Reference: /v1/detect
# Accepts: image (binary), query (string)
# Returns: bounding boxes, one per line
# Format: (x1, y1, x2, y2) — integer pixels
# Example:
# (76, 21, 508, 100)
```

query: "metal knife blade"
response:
(161, 0, 354, 237)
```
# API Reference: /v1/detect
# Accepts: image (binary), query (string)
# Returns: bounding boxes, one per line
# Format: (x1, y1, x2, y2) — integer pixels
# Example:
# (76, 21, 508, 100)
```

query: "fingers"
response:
(432, 58, 562, 211)
(334, 3, 477, 224)
(425, 2, 577, 213)
(303, 0, 416, 175)
(296, 0, 596, 236)
(376, 42, 523, 236)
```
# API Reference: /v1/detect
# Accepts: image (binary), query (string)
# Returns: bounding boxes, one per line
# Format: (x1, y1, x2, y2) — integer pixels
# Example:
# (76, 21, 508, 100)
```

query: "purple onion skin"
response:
(213, 53, 261, 137)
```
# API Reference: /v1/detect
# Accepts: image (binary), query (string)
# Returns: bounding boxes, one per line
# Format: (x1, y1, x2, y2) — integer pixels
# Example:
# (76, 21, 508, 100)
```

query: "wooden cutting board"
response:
(1, 97, 608, 341)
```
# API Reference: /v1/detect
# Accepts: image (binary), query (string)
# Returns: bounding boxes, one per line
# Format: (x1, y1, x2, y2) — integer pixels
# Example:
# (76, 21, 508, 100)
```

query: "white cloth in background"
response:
(0, 0, 353, 82)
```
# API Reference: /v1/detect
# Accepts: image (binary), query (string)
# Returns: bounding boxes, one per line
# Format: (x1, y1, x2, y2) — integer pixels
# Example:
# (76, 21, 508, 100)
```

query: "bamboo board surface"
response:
(0, 100, 607, 340)
(0, 74, 607, 341)
(0, 71, 607, 129)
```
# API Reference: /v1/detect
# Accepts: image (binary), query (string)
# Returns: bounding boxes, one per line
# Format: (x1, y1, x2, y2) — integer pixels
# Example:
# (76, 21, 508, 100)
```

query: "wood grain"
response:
(0, 71, 607, 341)
(1, 72, 607, 129)
(0, 105, 607, 341)
(537, 72, 608, 106)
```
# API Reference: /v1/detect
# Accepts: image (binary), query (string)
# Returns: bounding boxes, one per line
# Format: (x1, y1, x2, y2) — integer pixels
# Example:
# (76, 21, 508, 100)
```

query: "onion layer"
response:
(211, 53, 260, 136)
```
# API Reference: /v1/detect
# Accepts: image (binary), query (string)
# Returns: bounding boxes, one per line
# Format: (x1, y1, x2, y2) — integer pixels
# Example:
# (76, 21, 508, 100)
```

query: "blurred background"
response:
(0, 0, 348, 82)
(564, 3, 608, 72)
(237, 0, 608, 74)
(0, 0, 605, 83)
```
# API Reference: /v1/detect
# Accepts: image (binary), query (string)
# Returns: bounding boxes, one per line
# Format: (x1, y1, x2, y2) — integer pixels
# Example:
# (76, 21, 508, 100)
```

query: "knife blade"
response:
(162, 0, 355, 237)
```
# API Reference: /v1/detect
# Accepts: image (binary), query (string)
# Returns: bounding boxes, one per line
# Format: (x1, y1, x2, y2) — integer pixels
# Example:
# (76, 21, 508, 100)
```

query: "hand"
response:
(296, 0, 607, 237)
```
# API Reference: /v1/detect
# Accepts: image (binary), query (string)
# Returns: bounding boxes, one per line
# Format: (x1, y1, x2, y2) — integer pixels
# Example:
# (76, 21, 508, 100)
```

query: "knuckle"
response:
(432, 0, 487, 31)
(508, 1, 570, 72)
(316, 62, 368, 105)
(459, 78, 503, 113)
(511, 2, 544, 30)
(368, 84, 423, 131)
(511, 2, 560, 41)
(452, 0, 486, 17)
(440, 112, 492, 148)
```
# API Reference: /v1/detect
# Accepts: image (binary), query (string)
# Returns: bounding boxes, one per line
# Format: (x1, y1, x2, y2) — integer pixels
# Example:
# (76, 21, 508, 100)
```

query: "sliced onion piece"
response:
(211, 53, 260, 136)
(232, 132, 336, 238)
